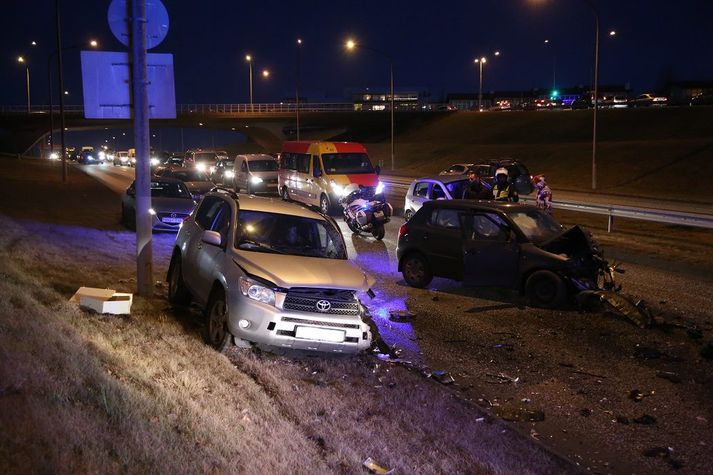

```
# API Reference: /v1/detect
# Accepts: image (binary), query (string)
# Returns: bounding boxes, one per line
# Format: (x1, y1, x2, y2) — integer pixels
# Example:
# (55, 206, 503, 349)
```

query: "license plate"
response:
(161, 217, 183, 224)
(294, 326, 345, 343)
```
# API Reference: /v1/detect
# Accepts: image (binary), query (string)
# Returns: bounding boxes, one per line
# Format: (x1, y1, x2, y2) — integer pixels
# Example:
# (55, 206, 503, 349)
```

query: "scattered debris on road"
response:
(69, 287, 133, 315)
(389, 310, 415, 322)
(628, 389, 655, 402)
(633, 414, 657, 425)
(485, 373, 520, 384)
(363, 457, 394, 475)
(430, 370, 455, 385)
(642, 446, 684, 470)
(577, 290, 653, 328)
(656, 371, 682, 384)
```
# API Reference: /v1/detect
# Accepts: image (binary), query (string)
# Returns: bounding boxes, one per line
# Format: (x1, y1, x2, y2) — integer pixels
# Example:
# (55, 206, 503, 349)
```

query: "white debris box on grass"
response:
(70, 287, 133, 315)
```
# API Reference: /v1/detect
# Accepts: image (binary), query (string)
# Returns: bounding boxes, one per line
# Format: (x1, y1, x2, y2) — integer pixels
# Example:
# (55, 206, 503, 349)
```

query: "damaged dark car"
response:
(397, 200, 618, 308)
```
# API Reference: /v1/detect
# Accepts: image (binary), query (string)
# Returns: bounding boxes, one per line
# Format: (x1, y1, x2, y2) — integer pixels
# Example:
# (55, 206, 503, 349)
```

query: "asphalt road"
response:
(77, 162, 713, 474)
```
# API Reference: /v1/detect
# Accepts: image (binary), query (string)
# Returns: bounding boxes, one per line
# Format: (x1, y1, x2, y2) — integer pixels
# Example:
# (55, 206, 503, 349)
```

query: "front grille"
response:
(283, 288, 360, 316)
(281, 317, 360, 329)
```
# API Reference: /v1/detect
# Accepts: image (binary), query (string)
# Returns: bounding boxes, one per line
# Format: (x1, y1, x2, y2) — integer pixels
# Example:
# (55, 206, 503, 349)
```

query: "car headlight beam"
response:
(250, 176, 263, 184)
(224, 170, 235, 179)
(375, 181, 385, 195)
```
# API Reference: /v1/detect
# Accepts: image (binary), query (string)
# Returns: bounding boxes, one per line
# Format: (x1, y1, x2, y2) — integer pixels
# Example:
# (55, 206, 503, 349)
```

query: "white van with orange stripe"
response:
(278, 141, 382, 214)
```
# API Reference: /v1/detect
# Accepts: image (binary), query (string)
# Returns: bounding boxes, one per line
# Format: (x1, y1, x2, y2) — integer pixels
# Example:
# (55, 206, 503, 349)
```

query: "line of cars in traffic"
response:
(118, 141, 613, 355)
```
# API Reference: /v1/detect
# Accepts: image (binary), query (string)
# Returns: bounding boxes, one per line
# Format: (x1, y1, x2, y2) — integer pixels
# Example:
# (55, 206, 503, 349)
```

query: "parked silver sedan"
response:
(121, 177, 196, 231)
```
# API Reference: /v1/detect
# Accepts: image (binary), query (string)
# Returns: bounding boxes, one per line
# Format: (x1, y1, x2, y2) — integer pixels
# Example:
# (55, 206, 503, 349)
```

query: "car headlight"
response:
(331, 180, 345, 196)
(195, 162, 206, 172)
(98, 151, 106, 160)
(239, 276, 275, 305)
(107, 154, 115, 160)
(224, 170, 235, 179)
(120, 156, 128, 162)
(148, 208, 156, 215)
(150, 157, 160, 166)
(49, 152, 59, 160)
(250, 176, 263, 184)
(87, 155, 94, 161)
(375, 181, 385, 195)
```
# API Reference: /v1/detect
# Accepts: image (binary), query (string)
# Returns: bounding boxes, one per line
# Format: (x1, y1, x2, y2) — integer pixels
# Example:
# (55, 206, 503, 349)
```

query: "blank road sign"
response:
(81, 50, 176, 119)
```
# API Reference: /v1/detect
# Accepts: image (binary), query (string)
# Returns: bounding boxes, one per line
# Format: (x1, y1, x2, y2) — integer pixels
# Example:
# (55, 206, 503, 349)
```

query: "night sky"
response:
(1, 0, 712, 106)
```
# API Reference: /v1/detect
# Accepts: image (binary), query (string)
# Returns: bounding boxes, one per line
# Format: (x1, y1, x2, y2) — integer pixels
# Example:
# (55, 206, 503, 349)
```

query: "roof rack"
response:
(209, 186, 239, 200)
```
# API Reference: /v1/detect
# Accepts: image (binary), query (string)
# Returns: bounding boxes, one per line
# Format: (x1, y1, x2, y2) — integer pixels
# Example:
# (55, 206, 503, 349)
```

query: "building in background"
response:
(350, 87, 430, 111)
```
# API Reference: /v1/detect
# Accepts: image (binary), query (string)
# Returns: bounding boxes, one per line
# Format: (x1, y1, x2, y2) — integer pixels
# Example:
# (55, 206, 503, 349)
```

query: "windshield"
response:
(321, 153, 374, 175)
(149, 181, 192, 199)
(194, 152, 218, 162)
(507, 209, 563, 242)
(248, 160, 278, 172)
(445, 179, 469, 199)
(173, 171, 209, 182)
(235, 210, 346, 259)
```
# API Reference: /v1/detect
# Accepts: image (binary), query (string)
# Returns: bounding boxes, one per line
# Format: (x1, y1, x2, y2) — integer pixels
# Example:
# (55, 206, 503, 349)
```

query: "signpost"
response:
(83, 0, 173, 297)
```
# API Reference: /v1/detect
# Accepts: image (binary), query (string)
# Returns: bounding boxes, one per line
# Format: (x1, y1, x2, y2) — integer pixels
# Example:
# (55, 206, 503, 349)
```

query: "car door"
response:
(238, 159, 248, 189)
(461, 212, 520, 288)
(193, 200, 233, 302)
(293, 153, 312, 203)
(410, 181, 431, 212)
(430, 182, 447, 201)
(422, 207, 464, 279)
(183, 196, 224, 294)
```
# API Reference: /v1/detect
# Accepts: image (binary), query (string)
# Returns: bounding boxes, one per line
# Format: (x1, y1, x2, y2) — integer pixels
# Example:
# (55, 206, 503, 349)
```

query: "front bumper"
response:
(227, 292, 372, 353)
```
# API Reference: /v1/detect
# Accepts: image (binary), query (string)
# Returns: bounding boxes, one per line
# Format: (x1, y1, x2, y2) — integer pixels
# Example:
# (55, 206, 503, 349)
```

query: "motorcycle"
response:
(340, 185, 393, 240)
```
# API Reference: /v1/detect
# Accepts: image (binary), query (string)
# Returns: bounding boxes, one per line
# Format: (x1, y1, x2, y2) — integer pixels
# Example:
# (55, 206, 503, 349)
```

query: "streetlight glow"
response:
(297, 38, 302, 45)
(90, 39, 98, 47)
(609, 30, 616, 36)
(494, 51, 501, 56)
(31, 41, 37, 46)
(262, 69, 270, 78)
(346, 39, 356, 50)
(17, 56, 25, 63)
(245, 54, 252, 62)
(544, 39, 550, 44)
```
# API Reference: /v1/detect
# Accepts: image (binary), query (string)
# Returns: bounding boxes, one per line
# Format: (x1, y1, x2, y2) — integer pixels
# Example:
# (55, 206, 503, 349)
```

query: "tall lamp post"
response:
(345, 39, 395, 171)
(544, 39, 557, 91)
(17, 56, 31, 113)
(245, 54, 253, 111)
(295, 38, 302, 140)
(474, 57, 486, 111)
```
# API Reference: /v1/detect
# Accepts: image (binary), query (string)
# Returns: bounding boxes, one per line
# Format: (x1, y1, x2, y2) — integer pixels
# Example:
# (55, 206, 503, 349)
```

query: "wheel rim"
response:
(320, 196, 329, 214)
(404, 257, 424, 283)
(208, 299, 227, 346)
(534, 279, 556, 303)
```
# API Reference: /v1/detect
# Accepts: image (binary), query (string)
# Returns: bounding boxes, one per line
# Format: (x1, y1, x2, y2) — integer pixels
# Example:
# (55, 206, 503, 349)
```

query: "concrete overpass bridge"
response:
(0, 103, 445, 154)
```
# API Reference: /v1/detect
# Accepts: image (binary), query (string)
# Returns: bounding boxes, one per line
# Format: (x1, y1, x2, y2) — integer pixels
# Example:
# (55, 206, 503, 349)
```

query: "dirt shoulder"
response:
(0, 158, 573, 473)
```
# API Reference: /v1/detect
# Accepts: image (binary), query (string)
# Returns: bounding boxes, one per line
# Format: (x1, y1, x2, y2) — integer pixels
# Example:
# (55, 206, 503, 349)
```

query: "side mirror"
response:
(201, 230, 222, 247)
(313, 168, 322, 178)
(375, 165, 381, 175)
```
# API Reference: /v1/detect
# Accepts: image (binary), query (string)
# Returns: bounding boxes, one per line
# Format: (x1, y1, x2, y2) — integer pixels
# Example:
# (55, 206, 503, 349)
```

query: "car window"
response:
(431, 184, 446, 200)
(469, 213, 509, 241)
(248, 160, 278, 172)
(507, 209, 563, 242)
(240, 160, 247, 172)
(414, 182, 429, 198)
(445, 179, 469, 199)
(149, 181, 191, 199)
(447, 165, 464, 173)
(430, 208, 461, 229)
(321, 153, 374, 174)
(297, 154, 311, 174)
(195, 196, 224, 229)
(235, 210, 346, 259)
(209, 202, 232, 244)
(313, 157, 322, 176)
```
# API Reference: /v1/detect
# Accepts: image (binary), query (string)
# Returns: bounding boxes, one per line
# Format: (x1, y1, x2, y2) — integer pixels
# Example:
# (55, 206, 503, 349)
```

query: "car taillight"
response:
(398, 222, 408, 238)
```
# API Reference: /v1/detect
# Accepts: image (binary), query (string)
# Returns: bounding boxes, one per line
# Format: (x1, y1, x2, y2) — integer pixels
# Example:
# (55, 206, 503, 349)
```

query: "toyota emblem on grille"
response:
(315, 300, 331, 312)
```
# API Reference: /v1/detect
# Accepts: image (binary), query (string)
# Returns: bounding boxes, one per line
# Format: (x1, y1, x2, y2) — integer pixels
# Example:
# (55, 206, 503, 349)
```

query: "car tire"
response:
(281, 186, 291, 201)
(319, 194, 330, 215)
(372, 225, 386, 240)
(401, 253, 433, 288)
(167, 253, 192, 306)
(404, 209, 414, 221)
(525, 270, 567, 308)
(204, 287, 232, 354)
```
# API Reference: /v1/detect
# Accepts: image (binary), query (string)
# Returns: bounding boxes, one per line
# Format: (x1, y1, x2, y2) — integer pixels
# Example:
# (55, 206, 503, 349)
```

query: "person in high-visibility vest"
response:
(492, 167, 519, 202)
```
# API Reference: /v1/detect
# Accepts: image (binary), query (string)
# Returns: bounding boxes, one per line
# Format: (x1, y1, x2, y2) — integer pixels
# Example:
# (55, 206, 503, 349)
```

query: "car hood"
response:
(233, 251, 376, 292)
(150, 197, 196, 214)
(538, 225, 600, 258)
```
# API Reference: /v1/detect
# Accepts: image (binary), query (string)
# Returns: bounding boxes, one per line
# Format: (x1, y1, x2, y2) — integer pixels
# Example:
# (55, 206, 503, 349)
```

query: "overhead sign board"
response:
(108, 0, 169, 49)
(81, 51, 176, 119)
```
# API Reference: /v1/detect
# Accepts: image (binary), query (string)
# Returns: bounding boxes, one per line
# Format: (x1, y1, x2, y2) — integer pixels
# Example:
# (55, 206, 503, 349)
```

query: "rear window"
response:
(150, 181, 191, 199)
(430, 208, 461, 229)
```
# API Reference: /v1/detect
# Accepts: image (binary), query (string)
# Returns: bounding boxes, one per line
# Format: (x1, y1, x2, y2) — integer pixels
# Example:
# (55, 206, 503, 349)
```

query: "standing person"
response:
(492, 167, 519, 202)
(462, 169, 493, 200)
(533, 174, 553, 214)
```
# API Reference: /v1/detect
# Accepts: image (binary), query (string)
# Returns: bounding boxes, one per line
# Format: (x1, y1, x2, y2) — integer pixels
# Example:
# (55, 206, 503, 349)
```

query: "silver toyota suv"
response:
(167, 188, 375, 354)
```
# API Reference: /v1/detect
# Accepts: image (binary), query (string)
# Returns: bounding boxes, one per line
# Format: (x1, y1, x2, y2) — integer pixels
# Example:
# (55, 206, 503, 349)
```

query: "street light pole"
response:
(245, 55, 253, 112)
(581, 0, 600, 190)
(296, 39, 302, 140)
(25, 64, 31, 113)
(345, 39, 396, 170)
(474, 57, 486, 111)
(55, 0, 68, 183)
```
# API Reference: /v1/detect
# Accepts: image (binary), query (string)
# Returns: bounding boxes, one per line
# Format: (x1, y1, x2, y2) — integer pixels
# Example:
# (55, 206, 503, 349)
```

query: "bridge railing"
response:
(176, 103, 355, 114)
(0, 103, 357, 114)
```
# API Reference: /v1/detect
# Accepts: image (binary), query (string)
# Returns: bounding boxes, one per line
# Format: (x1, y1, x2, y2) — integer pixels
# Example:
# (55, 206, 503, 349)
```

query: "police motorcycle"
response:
(339, 183, 393, 240)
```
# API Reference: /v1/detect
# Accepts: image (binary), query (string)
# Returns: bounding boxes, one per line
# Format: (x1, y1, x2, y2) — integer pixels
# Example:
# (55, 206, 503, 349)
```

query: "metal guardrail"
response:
(380, 176, 713, 231)
(0, 103, 356, 114)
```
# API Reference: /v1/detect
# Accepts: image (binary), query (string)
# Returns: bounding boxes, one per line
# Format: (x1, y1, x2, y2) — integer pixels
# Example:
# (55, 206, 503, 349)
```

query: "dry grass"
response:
(0, 158, 572, 474)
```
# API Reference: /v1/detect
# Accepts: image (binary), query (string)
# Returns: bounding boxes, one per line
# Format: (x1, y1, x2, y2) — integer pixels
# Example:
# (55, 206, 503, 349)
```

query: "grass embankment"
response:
(0, 158, 570, 474)
(362, 107, 713, 202)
